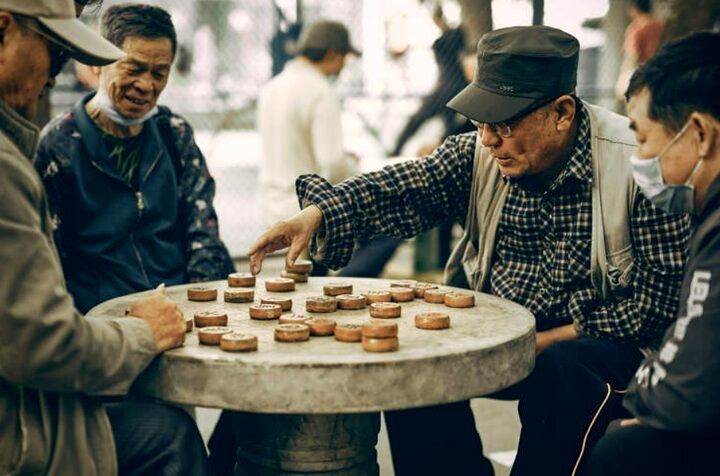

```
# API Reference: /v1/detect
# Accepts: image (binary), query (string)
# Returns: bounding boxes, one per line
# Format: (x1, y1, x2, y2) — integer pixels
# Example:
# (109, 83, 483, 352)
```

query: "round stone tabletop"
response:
(87, 277, 535, 414)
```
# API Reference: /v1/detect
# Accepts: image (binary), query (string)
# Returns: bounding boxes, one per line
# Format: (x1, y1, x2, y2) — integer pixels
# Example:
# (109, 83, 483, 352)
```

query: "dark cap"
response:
(297, 19, 361, 56)
(447, 26, 579, 123)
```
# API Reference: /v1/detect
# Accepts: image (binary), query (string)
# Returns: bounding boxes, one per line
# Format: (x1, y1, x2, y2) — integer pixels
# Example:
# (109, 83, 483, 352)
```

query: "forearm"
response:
(297, 133, 475, 268)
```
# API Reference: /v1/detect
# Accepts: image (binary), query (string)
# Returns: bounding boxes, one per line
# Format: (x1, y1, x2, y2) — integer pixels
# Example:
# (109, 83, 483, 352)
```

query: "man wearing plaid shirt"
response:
(249, 26, 690, 475)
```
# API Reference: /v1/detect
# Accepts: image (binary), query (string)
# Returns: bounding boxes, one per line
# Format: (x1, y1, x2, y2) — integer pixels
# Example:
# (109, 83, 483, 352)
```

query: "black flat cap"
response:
(447, 25, 579, 123)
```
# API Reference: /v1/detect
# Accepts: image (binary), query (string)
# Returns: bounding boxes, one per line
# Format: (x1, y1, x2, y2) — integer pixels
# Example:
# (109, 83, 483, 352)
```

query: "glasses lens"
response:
(470, 120, 511, 138)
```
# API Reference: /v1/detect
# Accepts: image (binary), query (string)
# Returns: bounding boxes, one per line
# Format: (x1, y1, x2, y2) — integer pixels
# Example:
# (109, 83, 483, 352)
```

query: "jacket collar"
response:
(73, 93, 165, 184)
(699, 173, 720, 222)
(0, 98, 40, 159)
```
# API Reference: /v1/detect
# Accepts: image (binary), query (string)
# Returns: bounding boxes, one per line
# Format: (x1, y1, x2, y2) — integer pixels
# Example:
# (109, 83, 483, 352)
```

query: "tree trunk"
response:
(533, 0, 545, 26)
(458, 0, 493, 52)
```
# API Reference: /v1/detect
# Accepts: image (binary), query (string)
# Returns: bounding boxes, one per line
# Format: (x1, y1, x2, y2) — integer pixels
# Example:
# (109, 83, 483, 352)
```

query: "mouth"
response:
(494, 156, 514, 165)
(124, 95, 150, 107)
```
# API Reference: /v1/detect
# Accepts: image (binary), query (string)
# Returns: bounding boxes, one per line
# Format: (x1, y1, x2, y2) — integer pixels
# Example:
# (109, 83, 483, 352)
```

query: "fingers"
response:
(249, 249, 265, 275)
(286, 236, 307, 269)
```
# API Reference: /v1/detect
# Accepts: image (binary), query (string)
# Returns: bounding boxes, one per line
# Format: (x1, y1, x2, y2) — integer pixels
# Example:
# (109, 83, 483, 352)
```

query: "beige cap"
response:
(297, 19, 361, 56)
(0, 0, 123, 65)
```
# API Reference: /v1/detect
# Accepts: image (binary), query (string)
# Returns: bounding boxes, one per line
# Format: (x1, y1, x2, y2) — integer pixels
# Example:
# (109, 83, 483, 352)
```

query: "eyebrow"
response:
(124, 59, 171, 71)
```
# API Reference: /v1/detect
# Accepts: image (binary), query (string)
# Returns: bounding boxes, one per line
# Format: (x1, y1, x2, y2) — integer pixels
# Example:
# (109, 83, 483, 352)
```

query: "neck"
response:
(86, 96, 143, 138)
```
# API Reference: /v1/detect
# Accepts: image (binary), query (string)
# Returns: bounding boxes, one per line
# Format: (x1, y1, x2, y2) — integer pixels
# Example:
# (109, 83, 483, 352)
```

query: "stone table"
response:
(88, 277, 535, 475)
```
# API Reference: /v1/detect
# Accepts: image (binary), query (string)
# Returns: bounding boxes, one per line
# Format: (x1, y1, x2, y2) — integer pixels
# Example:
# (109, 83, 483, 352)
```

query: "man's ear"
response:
(690, 111, 718, 160)
(0, 11, 14, 45)
(554, 94, 576, 132)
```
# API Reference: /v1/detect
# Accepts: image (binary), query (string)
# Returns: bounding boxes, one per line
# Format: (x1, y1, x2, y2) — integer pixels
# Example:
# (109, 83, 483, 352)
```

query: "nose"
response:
(132, 75, 153, 94)
(479, 126, 502, 148)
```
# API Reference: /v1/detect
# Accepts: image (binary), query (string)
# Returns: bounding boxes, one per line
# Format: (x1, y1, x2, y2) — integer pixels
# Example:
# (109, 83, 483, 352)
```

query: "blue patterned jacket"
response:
(35, 94, 234, 313)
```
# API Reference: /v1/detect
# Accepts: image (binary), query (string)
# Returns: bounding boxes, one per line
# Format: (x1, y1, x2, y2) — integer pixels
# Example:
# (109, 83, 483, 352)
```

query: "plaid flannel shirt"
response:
(297, 104, 690, 349)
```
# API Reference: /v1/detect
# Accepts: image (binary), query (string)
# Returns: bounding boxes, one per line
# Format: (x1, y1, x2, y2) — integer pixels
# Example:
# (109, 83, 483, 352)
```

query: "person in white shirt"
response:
(258, 19, 360, 227)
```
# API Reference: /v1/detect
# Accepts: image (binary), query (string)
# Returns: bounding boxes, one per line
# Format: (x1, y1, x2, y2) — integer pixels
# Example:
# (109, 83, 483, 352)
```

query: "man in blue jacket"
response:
(587, 31, 720, 475)
(34, 4, 236, 473)
(35, 4, 234, 315)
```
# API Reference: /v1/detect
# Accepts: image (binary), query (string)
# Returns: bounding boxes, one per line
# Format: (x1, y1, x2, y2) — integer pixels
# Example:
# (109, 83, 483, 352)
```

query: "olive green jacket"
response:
(0, 99, 157, 475)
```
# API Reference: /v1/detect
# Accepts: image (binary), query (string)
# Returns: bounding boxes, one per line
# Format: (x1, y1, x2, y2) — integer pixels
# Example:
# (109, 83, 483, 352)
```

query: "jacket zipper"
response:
(90, 148, 163, 288)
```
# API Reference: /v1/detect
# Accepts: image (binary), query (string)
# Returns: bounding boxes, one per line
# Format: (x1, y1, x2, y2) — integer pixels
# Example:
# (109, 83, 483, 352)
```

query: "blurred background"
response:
(39, 0, 720, 273)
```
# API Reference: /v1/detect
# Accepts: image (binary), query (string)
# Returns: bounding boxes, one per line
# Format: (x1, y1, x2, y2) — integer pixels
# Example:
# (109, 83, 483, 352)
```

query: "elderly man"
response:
(587, 31, 720, 475)
(34, 3, 235, 473)
(0, 1, 209, 475)
(249, 26, 690, 475)
(35, 4, 233, 316)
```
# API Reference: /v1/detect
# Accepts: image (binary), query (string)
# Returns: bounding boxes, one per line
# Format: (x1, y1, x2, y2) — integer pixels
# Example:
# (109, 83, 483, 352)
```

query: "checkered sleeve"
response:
(576, 191, 691, 349)
(296, 132, 477, 269)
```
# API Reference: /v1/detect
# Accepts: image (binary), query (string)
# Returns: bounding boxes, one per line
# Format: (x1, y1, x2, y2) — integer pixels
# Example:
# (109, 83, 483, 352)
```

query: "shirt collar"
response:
(547, 101, 593, 191)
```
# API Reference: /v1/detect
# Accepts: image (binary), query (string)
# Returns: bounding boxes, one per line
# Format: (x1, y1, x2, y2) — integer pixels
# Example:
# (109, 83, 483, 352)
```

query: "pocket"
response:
(606, 244, 634, 299)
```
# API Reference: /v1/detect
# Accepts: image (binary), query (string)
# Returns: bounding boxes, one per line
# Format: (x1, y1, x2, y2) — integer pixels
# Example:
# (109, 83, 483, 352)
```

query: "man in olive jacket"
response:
(0, 1, 209, 474)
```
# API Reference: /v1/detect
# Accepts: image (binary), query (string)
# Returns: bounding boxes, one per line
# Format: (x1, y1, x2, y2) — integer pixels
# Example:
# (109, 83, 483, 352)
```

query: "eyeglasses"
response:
(470, 119, 513, 138)
(24, 22, 72, 78)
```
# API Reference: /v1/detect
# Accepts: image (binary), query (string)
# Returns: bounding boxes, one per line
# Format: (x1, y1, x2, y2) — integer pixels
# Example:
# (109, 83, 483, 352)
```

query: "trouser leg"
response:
(509, 337, 642, 476)
(338, 237, 402, 278)
(384, 400, 494, 476)
(208, 410, 237, 476)
(106, 401, 210, 476)
(586, 424, 720, 476)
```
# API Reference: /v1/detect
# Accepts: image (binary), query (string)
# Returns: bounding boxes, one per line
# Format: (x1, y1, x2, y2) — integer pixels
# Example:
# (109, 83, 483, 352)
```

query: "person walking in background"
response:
(390, 4, 468, 157)
(258, 19, 401, 278)
(615, 0, 665, 101)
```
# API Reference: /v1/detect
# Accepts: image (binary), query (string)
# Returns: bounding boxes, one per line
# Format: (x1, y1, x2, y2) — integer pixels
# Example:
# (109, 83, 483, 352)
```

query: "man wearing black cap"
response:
(249, 26, 690, 475)
(0, 1, 209, 474)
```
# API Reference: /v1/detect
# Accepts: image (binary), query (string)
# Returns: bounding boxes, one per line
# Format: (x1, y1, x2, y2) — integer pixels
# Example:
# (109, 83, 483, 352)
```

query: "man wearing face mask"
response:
(586, 31, 720, 475)
(35, 3, 234, 316)
(0, 0, 210, 474)
(249, 26, 692, 475)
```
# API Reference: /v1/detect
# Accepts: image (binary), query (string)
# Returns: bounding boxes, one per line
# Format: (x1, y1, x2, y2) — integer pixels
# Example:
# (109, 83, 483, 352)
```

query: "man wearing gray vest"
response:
(249, 26, 690, 475)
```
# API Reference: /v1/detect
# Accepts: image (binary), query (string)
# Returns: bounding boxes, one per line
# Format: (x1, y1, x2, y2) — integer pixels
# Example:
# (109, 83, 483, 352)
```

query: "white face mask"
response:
(629, 121, 703, 216)
(94, 87, 159, 127)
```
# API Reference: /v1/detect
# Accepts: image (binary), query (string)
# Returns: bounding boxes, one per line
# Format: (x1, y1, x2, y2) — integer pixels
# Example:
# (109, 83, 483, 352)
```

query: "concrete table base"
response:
(233, 412, 380, 475)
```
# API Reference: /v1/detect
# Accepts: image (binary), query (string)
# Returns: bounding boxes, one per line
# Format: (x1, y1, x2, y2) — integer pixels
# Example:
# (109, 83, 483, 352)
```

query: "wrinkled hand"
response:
(247, 205, 323, 275)
(129, 290, 185, 353)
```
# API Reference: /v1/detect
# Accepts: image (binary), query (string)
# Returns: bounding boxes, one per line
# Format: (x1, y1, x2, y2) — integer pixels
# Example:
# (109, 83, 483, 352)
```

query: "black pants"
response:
(106, 402, 210, 476)
(384, 337, 642, 476)
(586, 424, 720, 476)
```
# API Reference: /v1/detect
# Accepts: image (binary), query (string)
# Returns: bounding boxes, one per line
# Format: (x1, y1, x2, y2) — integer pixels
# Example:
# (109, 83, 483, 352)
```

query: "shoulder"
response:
(35, 110, 82, 175)
(582, 101, 636, 147)
(155, 106, 195, 143)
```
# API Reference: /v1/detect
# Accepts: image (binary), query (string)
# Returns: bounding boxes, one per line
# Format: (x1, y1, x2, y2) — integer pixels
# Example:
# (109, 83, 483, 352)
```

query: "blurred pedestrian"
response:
(615, 0, 665, 101)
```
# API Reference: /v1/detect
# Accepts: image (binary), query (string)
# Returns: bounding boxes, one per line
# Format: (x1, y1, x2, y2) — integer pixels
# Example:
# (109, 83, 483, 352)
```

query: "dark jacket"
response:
(624, 174, 720, 434)
(35, 94, 233, 313)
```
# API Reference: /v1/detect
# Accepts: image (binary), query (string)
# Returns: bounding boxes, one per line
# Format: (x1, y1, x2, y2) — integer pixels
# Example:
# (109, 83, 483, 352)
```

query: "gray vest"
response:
(444, 101, 638, 302)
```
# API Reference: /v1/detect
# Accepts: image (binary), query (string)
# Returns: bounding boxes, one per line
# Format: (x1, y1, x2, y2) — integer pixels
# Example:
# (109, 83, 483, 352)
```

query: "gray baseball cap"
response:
(447, 26, 579, 123)
(297, 19, 361, 56)
(0, 0, 124, 65)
